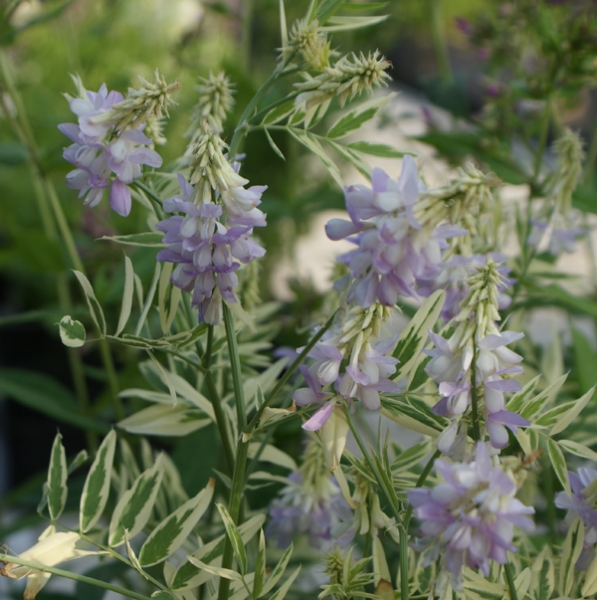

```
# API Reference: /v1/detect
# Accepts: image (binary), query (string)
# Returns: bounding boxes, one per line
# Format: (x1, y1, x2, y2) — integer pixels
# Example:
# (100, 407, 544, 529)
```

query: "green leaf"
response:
(518, 374, 567, 421)
(72, 270, 106, 334)
(186, 557, 242, 581)
(115, 255, 135, 336)
(582, 550, 597, 597)
(558, 439, 597, 463)
(57, 315, 86, 348)
(252, 530, 266, 600)
(262, 543, 294, 595)
(381, 396, 447, 437)
(118, 404, 211, 437)
(534, 386, 594, 434)
(326, 139, 371, 179)
(268, 565, 301, 600)
(68, 450, 89, 474)
(506, 376, 540, 413)
(391, 440, 432, 473)
(393, 289, 445, 381)
(47, 432, 68, 521)
(320, 14, 388, 31)
(531, 549, 554, 600)
(216, 503, 248, 575)
(109, 456, 164, 546)
(261, 99, 296, 125)
(99, 232, 166, 247)
(139, 478, 215, 566)
(558, 518, 584, 597)
(80, 430, 117, 533)
(0, 369, 109, 433)
(520, 283, 597, 319)
(327, 94, 394, 139)
(545, 437, 570, 496)
(286, 128, 343, 187)
(347, 141, 408, 158)
(264, 128, 286, 161)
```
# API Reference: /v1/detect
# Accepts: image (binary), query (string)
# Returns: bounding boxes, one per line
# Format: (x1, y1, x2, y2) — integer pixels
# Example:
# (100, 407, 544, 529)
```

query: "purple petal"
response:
(302, 403, 334, 431)
(109, 179, 132, 216)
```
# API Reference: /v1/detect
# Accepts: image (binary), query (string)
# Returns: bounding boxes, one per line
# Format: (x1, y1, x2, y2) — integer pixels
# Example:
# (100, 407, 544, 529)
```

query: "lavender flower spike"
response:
(408, 442, 534, 591)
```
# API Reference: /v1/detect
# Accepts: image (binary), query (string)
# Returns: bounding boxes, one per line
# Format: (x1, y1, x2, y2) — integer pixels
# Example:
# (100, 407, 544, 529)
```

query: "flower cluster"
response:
(266, 441, 352, 549)
(407, 442, 535, 591)
(555, 467, 597, 569)
(293, 303, 399, 431)
(156, 166, 266, 324)
(529, 128, 586, 255)
(417, 253, 514, 321)
(425, 257, 528, 452)
(326, 157, 482, 308)
(59, 74, 178, 216)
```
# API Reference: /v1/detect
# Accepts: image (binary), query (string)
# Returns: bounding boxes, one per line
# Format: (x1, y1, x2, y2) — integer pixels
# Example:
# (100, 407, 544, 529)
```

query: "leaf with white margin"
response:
(186, 558, 242, 581)
(47, 433, 67, 521)
(558, 439, 597, 463)
(72, 270, 106, 334)
(518, 373, 567, 421)
(80, 429, 117, 532)
(327, 94, 395, 139)
(392, 290, 445, 382)
(139, 478, 215, 567)
(261, 543, 294, 596)
(58, 315, 86, 348)
(171, 514, 265, 591)
(216, 503, 247, 575)
(268, 565, 301, 600)
(540, 386, 596, 435)
(582, 549, 597, 597)
(109, 455, 164, 547)
(248, 443, 296, 471)
(115, 254, 135, 336)
(118, 404, 211, 437)
(531, 547, 554, 600)
(545, 437, 570, 496)
(558, 518, 584, 597)
(251, 530, 266, 600)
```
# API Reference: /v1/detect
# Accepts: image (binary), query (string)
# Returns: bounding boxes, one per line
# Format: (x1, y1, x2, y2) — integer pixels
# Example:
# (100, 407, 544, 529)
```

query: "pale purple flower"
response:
(156, 174, 266, 325)
(59, 81, 162, 216)
(408, 443, 535, 590)
(528, 218, 586, 255)
(556, 467, 597, 570)
(266, 471, 352, 549)
(326, 157, 463, 308)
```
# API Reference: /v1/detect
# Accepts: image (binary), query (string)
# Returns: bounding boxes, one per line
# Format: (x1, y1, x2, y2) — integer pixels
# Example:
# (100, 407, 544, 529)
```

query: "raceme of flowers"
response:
(555, 466, 597, 570)
(407, 442, 535, 591)
(292, 302, 399, 431)
(59, 74, 177, 217)
(425, 257, 529, 453)
(266, 440, 352, 549)
(156, 168, 267, 325)
(325, 157, 495, 309)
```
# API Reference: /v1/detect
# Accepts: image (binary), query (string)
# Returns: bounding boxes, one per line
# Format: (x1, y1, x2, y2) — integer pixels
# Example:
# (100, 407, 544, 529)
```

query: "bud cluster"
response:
(187, 71, 234, 136)
(289, 18, 332, 71)
(294, 50, 391, 108)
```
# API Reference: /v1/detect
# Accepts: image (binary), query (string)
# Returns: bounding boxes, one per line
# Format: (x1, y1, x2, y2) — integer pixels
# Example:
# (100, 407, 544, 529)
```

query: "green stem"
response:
(429, 0, 453, 85)
(584, 117, 597, 186)
(399, 527, 409, 600)
(248, 91, 301, 125)
(241, 0, 254, 71)
(228, 50, 298, 158)
(246, 309, 338, 434)
(217, 440, 250, 600)
(98, 336, 123, 420)
(470, 347, 481, 442)
(0, 555, 153, 600)
(223, 303, 247, 427)
(532, 98, 552, 184)
(134, 180, 165, 219)
(504, 562, 518, 600)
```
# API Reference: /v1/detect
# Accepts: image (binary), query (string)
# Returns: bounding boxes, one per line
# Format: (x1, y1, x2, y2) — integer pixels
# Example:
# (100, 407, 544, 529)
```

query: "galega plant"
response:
(3, 2, 597, 600)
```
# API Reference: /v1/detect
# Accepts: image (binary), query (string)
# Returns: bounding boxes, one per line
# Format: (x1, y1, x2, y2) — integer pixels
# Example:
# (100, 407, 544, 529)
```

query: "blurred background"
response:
(2, 0, 597, 566)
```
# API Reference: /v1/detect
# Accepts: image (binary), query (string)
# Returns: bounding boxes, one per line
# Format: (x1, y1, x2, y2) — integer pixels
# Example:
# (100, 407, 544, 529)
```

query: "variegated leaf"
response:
(47, 433, 68, 521)
(80, 429, 117, 532)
